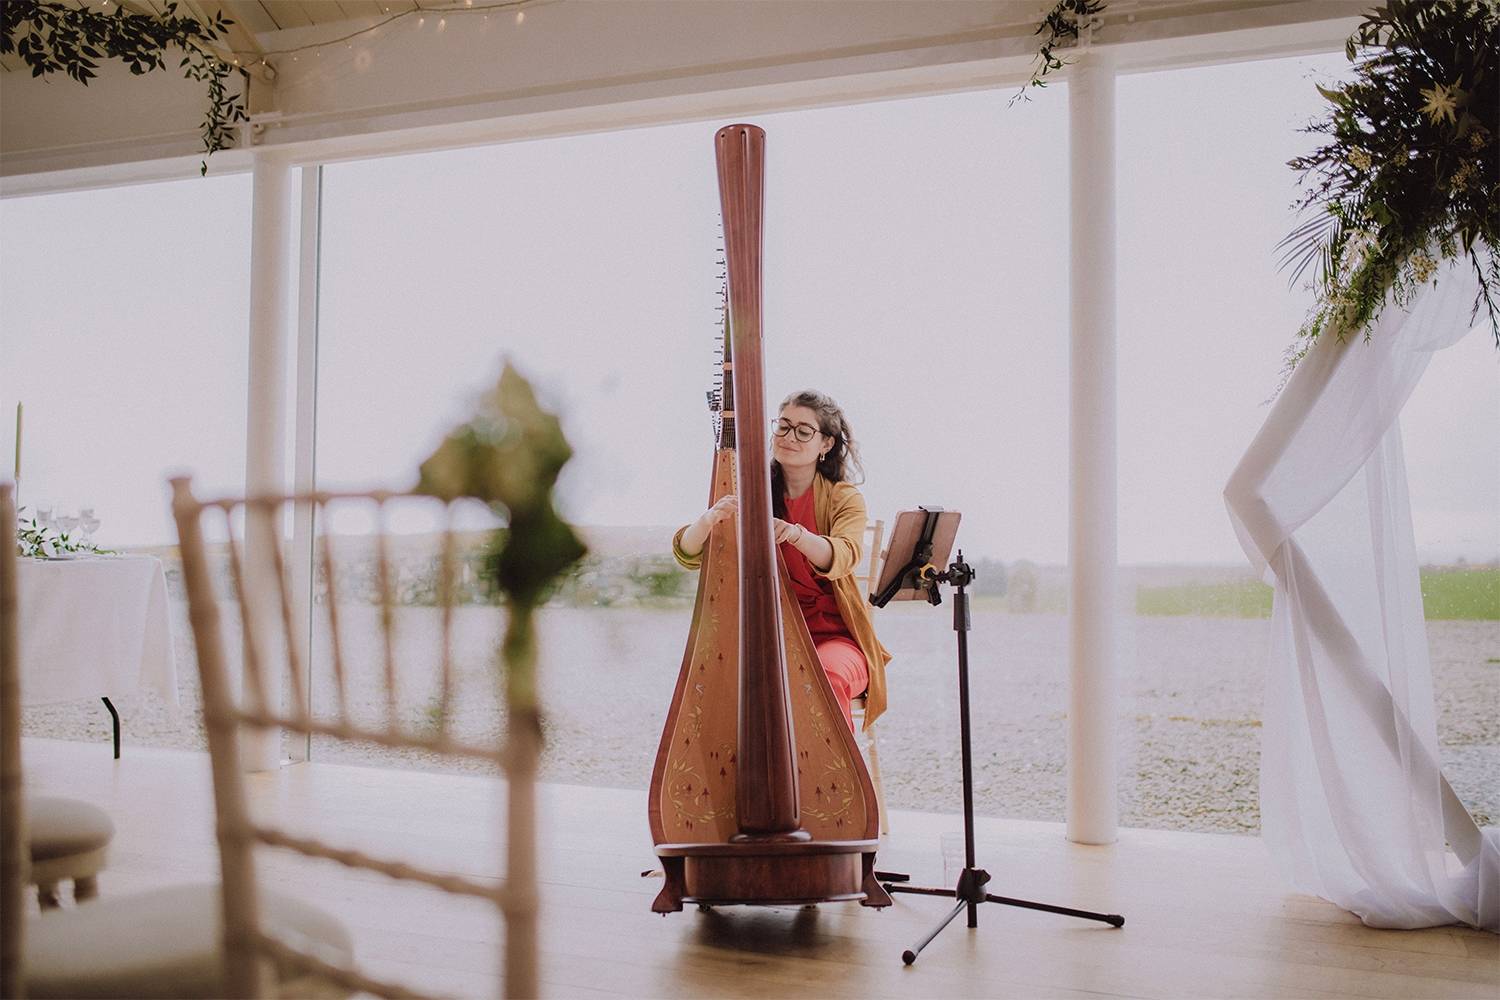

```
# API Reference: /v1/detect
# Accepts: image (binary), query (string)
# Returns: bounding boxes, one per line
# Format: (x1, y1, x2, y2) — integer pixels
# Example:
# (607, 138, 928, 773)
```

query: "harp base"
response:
(729, 828, 812, 844)
(652, 841, 889, 912)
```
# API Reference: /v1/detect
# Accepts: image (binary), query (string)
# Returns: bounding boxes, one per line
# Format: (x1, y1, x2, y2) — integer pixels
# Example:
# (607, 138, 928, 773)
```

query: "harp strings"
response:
(709, 222, 729, 443)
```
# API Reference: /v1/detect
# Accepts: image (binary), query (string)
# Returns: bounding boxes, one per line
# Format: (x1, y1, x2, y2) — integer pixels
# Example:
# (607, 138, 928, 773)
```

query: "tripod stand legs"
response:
(984, 891, 1125, 927)
(888, 870, 1125, 964)
(902, 898, 968, 965)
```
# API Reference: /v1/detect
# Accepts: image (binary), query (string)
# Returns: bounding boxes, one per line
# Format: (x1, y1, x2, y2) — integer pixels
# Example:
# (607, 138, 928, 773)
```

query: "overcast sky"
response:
(2, 50, 1496, 564)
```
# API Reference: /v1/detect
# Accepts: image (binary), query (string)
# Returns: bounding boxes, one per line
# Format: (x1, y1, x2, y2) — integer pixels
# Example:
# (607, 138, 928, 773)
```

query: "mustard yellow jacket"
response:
(671, 473, 892, 730)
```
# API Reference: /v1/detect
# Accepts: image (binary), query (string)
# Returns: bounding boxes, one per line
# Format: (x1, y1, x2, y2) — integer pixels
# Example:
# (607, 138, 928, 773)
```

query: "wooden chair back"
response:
(849, 519, 885, 712)
(170, 477, 527, 999)
(853, 518, 889, 834)
(863, 518, 885, 598)
(851, 517, 885, 709)
(1, 483, 26, 998)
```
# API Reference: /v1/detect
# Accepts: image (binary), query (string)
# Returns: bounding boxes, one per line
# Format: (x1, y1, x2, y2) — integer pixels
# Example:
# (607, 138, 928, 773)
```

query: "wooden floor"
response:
(20, 738, 1497, 999)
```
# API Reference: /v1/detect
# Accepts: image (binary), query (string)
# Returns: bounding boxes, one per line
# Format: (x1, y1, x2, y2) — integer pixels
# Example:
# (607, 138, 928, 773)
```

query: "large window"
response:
(3, 173, 253, 749)
(1402, 331, 1500, 828)
(12, 53, 1488, 836)
(1117, 52, 1498, 832)
(310, 87, 1073, 808)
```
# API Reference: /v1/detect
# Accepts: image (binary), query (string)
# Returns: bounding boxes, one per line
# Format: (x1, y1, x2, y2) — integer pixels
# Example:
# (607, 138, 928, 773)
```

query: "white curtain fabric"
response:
(1225, 259, 1498, 932)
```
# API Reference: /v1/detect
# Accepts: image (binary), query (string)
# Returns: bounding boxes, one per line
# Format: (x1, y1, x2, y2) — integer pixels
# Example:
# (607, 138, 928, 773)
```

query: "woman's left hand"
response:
(772, 518, 806, 546)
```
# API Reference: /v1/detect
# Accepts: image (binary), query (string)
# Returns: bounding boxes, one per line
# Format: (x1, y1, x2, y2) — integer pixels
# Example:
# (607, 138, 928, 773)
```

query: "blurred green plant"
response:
(415, 361, 584, 993)
(417, 361, 588, 698)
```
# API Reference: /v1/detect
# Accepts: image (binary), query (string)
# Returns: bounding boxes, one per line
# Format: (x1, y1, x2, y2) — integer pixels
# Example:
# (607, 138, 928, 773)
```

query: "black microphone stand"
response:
(878, 548, 1124, 965)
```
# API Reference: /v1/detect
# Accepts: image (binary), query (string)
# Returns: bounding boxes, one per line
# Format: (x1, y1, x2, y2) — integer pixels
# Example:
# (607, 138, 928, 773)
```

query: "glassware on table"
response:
(77, 507, 100, 548)
(56, 512, 80, 544)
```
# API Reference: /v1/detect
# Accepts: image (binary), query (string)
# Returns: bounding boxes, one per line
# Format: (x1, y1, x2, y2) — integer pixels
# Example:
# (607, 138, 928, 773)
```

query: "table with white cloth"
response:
(17, 554, 179, 758)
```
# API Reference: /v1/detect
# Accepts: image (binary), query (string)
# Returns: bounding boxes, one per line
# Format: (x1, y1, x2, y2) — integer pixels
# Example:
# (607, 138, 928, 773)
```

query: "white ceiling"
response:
(1, 1, 1365, 194)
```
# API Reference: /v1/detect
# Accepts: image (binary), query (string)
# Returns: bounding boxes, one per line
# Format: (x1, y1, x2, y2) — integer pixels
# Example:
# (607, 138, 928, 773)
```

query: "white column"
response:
(243, 151, 295, 772)
(1067, 48, 1118, 845)
(287, 165, 323, 765)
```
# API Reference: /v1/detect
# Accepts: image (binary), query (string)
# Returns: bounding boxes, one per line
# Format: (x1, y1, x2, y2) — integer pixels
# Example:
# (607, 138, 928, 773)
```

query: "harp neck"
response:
(715, 122, 801, 838)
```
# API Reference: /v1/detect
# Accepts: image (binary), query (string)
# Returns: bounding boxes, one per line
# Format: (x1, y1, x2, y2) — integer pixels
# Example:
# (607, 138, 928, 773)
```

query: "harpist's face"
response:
(772, 404, 827, 469)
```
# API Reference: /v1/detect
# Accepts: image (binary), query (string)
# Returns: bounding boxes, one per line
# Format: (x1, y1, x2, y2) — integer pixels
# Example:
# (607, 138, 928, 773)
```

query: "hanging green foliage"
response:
(1012, 0, 1109, 105)
(1, 0, 248, 175)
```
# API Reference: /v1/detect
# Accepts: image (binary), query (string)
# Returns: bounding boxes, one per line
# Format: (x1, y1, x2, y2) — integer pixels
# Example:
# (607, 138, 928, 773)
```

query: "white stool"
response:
(27, 795, 114, 908)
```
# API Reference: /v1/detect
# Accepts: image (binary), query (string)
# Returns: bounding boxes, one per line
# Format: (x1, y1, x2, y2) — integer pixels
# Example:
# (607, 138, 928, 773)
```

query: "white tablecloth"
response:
(17, 554, 179, 707)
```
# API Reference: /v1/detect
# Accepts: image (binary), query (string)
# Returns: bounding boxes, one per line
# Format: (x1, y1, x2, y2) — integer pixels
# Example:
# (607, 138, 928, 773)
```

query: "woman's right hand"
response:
(699, 494, 738, 529)
(679, 495, 737, 559)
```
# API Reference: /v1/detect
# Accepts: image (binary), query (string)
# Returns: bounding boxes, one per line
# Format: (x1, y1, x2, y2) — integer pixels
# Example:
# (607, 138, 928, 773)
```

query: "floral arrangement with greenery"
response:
(1280, 0, 1498, 359)
(15, 508, 112, 559)
(1, 0, 247, 174)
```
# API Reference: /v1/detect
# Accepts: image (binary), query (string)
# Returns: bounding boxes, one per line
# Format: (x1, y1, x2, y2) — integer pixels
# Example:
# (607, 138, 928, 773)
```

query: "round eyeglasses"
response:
(771, 418, 820, 443)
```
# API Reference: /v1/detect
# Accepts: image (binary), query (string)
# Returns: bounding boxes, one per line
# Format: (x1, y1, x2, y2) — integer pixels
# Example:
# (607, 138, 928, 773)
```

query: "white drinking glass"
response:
(78, 507, 100, 547)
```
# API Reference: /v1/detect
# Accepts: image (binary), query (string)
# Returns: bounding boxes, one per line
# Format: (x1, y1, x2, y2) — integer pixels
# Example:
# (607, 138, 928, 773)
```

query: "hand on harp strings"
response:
(678, 494, 738, 560)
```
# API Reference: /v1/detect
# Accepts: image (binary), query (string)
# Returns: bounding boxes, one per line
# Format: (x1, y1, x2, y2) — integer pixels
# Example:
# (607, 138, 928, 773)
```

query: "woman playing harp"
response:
(672, 389, 892, 734)
(649, 122, 888, 913)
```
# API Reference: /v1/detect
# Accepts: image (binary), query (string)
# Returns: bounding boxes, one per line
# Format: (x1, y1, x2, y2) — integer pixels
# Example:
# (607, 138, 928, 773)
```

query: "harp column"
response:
(243, 150, 296, 773)
(1066, 46, 1119, 846)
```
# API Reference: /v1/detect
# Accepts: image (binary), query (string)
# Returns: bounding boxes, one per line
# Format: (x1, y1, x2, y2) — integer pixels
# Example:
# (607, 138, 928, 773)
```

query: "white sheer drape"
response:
(1225, 259, 1498, 931)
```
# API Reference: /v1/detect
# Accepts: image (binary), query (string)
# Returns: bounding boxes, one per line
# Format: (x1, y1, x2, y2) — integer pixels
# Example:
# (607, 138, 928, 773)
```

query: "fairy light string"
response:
(231, 0, 538, 72)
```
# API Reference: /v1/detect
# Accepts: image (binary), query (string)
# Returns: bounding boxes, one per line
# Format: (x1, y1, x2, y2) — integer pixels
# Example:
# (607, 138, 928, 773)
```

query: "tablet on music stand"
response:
(870, 507, 961, 606)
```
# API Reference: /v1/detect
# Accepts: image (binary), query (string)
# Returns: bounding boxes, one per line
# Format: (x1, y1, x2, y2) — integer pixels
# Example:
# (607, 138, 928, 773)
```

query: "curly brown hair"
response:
(770, 389, 864, 516)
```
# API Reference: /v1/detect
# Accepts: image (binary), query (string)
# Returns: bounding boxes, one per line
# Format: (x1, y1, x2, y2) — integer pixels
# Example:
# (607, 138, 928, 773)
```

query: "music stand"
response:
(869, 506, 961, 607)
(872, 507, 1124, 965)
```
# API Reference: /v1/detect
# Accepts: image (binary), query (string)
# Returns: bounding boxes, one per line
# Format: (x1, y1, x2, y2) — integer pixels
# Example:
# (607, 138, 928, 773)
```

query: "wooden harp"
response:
(648, 124, 889, 911)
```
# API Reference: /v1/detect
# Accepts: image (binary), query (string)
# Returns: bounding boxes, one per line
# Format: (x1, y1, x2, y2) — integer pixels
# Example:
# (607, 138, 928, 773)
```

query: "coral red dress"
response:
(781, 489, 869, 732)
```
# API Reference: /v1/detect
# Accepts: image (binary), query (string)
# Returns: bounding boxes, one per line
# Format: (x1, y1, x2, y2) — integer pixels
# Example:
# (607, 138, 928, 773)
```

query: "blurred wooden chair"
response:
(1, 481, 350, 1000)
(169, 477, 536, 999)
(852, 518, 888, 836)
